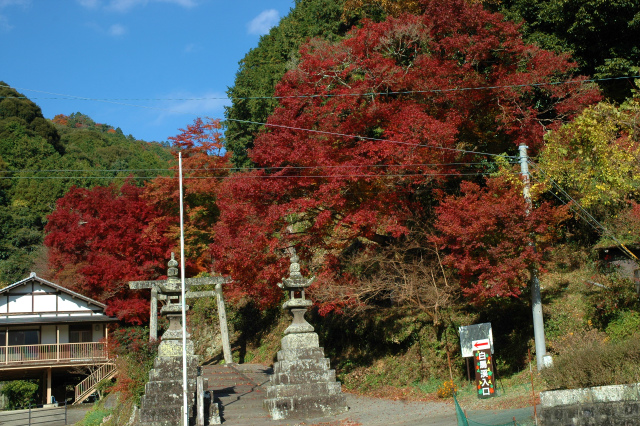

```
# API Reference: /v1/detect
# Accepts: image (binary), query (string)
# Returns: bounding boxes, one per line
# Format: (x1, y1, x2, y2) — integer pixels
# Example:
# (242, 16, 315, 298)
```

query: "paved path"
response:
(202, 364, 534, 426)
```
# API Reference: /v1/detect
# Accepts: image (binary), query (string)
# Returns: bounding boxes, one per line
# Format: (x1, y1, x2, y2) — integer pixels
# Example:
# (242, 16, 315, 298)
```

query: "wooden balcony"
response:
(0, 342, 108, 367)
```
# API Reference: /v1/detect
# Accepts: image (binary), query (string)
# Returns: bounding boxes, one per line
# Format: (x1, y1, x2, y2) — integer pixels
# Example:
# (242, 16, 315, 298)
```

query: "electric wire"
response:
(0, 161, 517, 175)
(0, 171, 507, 180)
(1, 75, 637, 102)
(528, 160, 639, 261)
(0, 83, 515, 159)
(225, 118, 511, 158)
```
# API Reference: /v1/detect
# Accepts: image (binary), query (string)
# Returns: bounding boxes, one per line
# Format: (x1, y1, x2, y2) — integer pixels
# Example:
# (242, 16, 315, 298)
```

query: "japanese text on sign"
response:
(474, 349, 495, 398)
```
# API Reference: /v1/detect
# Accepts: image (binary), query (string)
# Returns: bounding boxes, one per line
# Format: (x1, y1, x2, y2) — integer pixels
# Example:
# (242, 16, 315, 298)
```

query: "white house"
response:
(0, 273, 118, 405)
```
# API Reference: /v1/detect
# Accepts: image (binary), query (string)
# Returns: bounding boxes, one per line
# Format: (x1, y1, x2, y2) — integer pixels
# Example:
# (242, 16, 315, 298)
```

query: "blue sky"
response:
(0, 0, 295, 142)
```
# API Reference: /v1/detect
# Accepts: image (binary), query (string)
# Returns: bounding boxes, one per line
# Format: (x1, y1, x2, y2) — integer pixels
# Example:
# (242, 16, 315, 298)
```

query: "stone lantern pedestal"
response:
(263, 252, 348, 420)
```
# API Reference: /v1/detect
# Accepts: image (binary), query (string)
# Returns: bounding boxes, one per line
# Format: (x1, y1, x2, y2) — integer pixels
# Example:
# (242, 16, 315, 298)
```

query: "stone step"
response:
(138, 404, 194, 422)
(270, 369, 336, 386)
(149, 368, 198, 381)
(265, 381, 343, 399)
(264, 393, 348, 421)
(277, 347, 326, 361)
(273, 358, 330, 373)
(144, 380, 197, 395)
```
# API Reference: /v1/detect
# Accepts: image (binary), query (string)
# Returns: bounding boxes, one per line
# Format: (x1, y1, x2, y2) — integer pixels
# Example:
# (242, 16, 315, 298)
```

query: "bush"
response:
(436, 380, 458, 398)
(587, 276, 640, 329)
(78, 407, 111, 426)
(108, 326, 159, 405)
(542, 330, 640, 389)
(0, 380, 38, 409)
(606, 310, 640, 342)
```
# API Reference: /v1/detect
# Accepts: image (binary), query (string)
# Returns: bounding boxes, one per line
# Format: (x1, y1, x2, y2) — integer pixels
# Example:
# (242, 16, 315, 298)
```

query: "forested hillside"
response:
(1, 0, 639, 406)
(0, 83, 172, 285)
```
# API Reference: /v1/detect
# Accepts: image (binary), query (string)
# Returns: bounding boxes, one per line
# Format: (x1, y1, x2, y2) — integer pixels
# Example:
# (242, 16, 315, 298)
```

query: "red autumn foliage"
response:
(144, 117, 231, 272)
(431, 175, 569, 304)
(212, 0, 598, 309)
(44, 182, 173, 324)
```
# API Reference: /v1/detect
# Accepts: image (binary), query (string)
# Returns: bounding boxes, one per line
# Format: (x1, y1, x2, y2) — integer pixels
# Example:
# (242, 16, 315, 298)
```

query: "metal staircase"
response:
(74, 361, 117, 404)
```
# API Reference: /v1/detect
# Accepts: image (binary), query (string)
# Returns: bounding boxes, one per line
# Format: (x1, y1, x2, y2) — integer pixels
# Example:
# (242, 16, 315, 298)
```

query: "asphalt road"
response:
(203, 364, 536, 426)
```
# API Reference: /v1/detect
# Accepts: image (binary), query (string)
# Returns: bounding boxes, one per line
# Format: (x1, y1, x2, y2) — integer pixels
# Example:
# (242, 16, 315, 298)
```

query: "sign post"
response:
(459, 323, 497, 398)
(473, 341, 496, 399)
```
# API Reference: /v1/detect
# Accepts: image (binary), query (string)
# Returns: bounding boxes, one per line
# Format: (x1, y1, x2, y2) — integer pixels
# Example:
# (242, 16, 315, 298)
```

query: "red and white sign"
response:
(472, 339, 490, 350)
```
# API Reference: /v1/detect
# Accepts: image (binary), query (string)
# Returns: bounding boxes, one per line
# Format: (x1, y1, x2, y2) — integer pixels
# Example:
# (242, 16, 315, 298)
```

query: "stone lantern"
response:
(264, 250, 348, 420)
(278, 251, 316, 343)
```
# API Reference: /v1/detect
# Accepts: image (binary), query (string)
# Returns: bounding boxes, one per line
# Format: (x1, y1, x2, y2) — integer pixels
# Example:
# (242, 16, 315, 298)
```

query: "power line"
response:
(225, 118, 511, 158)
(0, 171, 507, 180)
(1, 75, 637, 102)
(0, 161, 512, 175)
(0, 83, 518, 158)
(528, 160, 639, 261)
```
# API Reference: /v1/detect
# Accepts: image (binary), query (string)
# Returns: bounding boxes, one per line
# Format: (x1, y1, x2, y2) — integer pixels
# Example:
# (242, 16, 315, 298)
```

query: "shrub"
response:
(437, 380, 458, 398)
(606, 310, 640, 342)
(542, 330, 640, 389)
(108, 326, 159, 405)
(587, 276, 640, 329)
(0, 380, 39, 409)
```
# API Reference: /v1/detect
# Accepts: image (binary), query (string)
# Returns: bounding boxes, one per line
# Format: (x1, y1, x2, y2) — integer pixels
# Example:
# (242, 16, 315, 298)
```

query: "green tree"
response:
(0, 83, 172, 283)
(488, 0, 640, 101)
(224, 0, 359, 167)
(0, 380, 39, 409)
(0, 82, 62, 152)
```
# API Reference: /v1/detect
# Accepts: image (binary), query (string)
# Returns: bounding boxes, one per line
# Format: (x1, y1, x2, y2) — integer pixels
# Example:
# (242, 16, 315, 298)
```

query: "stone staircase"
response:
(201, 364, 275, 425)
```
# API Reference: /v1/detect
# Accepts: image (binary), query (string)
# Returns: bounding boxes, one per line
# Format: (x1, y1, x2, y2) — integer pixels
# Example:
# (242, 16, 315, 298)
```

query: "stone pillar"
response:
(150, 287, 158, 341)
(263, 251, 348, 420)
(215, 283, 233, 364)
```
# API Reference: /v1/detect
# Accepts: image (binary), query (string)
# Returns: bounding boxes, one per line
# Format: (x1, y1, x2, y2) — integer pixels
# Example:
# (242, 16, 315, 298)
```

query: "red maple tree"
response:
(212, 0, 599, 309)
(144, 117, 231, 272)
(45, 182, 173, 324)
(431, 175, 568, 304)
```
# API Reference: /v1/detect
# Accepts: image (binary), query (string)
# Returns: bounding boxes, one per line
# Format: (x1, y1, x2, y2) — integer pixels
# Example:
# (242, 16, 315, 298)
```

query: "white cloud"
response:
(0, 14, 11, 31)
(76, 0, 101, 8)
(155, 90, 229, 123)
(0, 0, 30, 8)
(247, 9, 279, 35)
(108, 23, 126, 36)
(0, 0, 29, 32)
(107, 0, 197, 12)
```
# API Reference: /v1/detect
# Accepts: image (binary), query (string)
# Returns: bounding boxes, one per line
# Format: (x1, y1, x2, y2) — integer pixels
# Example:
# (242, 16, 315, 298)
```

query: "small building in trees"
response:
(596, 245, 640, 294)
(0, 273, 117, 406)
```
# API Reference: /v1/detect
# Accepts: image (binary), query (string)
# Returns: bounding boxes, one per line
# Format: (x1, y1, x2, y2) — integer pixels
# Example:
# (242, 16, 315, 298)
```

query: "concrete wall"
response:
(540, 383, 640, 426)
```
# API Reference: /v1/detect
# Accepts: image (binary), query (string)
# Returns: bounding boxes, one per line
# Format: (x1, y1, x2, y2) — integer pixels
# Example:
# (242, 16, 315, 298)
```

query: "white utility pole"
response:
(519, 144, 548, 371)
(179, 152, 188, 426)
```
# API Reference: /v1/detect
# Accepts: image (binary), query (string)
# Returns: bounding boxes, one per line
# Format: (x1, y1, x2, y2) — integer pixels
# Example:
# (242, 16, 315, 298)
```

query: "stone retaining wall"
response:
(539, 383, 640, 426)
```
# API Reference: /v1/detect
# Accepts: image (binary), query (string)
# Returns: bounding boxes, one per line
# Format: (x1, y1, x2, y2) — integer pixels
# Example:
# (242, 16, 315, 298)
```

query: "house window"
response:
(69, 325, 92, 343)
(8, 329, 40, 346)
(0, 330, 5, 346)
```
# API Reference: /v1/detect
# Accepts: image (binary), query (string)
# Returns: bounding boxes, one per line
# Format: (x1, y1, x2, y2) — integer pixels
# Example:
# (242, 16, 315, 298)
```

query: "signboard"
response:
(472, 339, 490, 351)
(458, 322, 493, 358)
(474, 348, 495, 398)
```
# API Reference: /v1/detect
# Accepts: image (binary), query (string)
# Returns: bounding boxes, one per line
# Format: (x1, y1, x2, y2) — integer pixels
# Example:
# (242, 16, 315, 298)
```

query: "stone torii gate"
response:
(129, 253, 233, 364)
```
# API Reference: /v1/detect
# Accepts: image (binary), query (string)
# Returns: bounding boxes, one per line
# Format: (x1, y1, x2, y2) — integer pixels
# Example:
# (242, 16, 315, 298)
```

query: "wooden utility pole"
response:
(519, 144, 548, 372)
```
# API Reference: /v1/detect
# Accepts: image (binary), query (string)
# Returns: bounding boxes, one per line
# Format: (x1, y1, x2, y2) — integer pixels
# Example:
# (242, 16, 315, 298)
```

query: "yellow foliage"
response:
(343, 0, 501, 17)
(343, 0, 423, 17)
(539, 98, 640, 209)
(436, 379, 458, 398)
